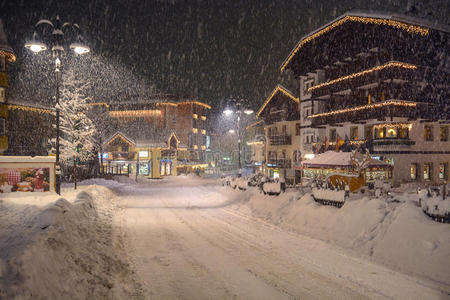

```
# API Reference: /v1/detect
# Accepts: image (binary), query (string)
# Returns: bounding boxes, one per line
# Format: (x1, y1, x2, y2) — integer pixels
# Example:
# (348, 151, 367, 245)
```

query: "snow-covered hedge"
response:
(312, 188, 345, 203)
(421, 197, 450, 223)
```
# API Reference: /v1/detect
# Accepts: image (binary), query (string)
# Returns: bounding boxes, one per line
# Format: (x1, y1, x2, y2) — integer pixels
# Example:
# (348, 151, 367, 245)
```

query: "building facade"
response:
(256, 85, 302, 184)
(92, 96, 211, 177)
(282, 11, 450, 185)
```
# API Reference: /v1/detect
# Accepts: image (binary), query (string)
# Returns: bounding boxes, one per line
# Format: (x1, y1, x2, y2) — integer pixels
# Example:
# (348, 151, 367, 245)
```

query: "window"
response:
(399, 127, 409, 139)
(386, 127, 397, 138)
(295, 123, 300, 136)
(281, 150, 286, 159)
(282, 125, 287, 135)
(306, 136, 310, 144)
(424, 125, 433, 141)
(0, 55, 5, 71)
(0, 87, 5, 103)
(350, 126, 358, 140)
(423, 163, 432, 181)
(269, 127, 277, 137)
(439, 163, 448, 180)
(410, 163, 418, 180)
(440, 126, 449, 141)
(329, 128, 337, 142)
(122, 145, 129, 152)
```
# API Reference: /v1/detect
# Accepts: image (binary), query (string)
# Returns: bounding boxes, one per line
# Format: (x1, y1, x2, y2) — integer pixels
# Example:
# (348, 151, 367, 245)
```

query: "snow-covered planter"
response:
(420, 196, 450, 223)
(262, 182, 281, 196)
(230, 177, 247, 190)
(312, 188, 346, 208)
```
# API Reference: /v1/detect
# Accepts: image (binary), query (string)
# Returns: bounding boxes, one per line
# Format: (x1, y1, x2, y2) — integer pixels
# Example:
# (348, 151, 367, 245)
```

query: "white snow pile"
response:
(422, 197, 450, 216)
(233, 187, 450, 286)
(312, 188, 345, 202)
(0, 184, 141, 299)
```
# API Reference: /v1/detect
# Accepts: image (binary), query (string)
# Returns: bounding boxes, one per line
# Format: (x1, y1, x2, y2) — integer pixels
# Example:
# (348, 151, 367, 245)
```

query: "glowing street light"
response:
(223, 99, 254, 176)
(25, 16, 90, 195)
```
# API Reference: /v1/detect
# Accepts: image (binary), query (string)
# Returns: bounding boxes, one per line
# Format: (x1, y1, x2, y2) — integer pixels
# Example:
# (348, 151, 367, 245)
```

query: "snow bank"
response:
(232, 189, 450, 285)
(0, 184, 140, 299)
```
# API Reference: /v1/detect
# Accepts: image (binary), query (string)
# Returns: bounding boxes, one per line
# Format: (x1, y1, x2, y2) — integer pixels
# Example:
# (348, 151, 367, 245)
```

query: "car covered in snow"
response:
(247, 173, 264, 187)
(230, 176, 248, 190)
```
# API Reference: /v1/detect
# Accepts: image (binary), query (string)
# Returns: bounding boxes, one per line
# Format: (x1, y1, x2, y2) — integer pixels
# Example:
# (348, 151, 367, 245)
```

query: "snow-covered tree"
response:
(57, 69, 96, 188)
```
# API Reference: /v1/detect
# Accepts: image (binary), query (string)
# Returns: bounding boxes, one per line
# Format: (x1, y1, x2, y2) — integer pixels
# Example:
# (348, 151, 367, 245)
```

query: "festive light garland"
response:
(0, 50, 16, 63)
(7, 104, 53, 114)
(373, 122, 413, 129)
(109, 110, 161, 118)
(247, 141, 264, 146)
(105, 133, 135, 147)
(256, 85, 299, 118)
(281, 15, 429, 71)
(309, 100, 417, 119)
(175, 101, 211, 109)
(307, 61, 417, 92)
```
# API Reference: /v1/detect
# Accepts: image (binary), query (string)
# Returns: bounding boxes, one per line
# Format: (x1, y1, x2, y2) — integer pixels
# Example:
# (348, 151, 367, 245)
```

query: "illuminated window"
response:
(423, 163, 432, 181)
(350, 126, 358, 140)
(201, 129, 206, 135)
(0, 87, 5, 103)
(193, 114, 198, 119)
(424, 125, 433, 141)
(410, 163, 418, 180)
(440, 126, 449, 141)
(192, 128, 198, 133)
(201, 145, 206, 150)
(386, 127, 397, 138)
(201, 116, 206, 120)
(439, 163, 448, 180)
(399, 128, 409, 139)
(193, 145, 198, 149)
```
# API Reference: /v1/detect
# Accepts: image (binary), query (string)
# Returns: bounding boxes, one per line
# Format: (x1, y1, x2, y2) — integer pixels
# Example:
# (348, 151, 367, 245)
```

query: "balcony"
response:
(371, 139, 415, 152)
(269, 135, 292, 146)
(267, 159, 292, 169)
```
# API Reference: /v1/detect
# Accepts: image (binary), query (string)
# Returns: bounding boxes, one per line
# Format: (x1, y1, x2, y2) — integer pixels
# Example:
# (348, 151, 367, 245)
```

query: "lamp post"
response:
(25, 16, 90, 195)
(223, 99, 254, 177)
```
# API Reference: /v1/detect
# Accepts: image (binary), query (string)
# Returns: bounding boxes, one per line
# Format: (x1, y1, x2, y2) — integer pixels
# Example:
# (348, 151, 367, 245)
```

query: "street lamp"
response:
(223, 99, 254, 177)
(25, 16, 90, 195)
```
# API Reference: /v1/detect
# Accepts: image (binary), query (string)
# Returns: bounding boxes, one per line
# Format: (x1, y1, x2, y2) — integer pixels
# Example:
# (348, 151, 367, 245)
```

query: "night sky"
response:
(2, 0, 449, 113)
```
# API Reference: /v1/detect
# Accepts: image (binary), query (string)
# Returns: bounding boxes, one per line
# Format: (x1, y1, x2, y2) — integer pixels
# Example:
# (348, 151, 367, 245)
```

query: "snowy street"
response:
(115, 176, 448, 300)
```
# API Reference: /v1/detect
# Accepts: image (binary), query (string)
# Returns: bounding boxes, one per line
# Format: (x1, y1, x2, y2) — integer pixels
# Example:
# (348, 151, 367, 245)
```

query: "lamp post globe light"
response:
(25, 16, 90, 195)
(223, 99, 254, 177)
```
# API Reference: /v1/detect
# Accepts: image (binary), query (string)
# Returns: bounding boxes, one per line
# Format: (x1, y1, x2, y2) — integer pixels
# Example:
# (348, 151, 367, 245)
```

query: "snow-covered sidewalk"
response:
(0, 180, 141, 299)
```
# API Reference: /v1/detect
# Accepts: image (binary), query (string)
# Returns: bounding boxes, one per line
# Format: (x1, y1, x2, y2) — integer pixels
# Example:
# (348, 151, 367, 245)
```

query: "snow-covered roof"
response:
(281, 10, 450, 72)
(256, 85, 299, 118)
(301, 151, 389, 168)
(0, 19, 15, 62)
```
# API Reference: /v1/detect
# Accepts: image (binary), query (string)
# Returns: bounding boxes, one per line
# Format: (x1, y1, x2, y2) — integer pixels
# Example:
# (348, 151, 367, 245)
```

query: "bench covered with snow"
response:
(312, 188, 346, 208)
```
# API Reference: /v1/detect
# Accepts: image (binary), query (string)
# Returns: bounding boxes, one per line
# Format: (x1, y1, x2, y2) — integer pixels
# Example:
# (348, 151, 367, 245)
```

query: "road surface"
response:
(114, 176, 446, 300)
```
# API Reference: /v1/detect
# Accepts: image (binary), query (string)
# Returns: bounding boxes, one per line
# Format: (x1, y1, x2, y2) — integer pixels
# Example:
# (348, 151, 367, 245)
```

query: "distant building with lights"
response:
(93, 96, 211, 177)
(282, 11, 450, 184)
(256, 85, 301, 184)
(0, 19, 54, 156)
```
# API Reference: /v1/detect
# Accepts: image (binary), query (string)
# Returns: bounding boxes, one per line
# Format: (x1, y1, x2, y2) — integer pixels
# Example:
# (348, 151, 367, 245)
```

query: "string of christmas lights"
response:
(373, 122, 413, 129)
(281, 15, 429, 71)
(307, 61, 417, 92)
(246, 120, 264, 130)
(7, 104, 53, 114)
(309, 100, 417, 119)
(257, 85, 299, 118)
(109, 110, 161, 118)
